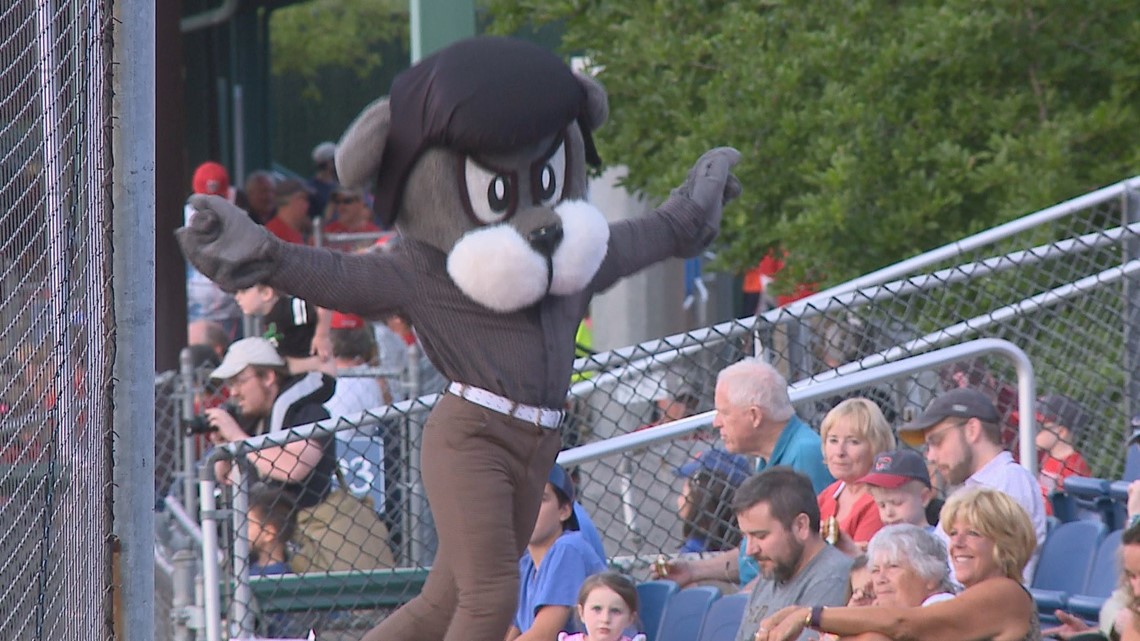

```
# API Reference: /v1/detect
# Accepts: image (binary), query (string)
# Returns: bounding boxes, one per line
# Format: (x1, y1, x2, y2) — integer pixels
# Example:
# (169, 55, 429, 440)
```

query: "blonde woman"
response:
(817, 398, 897, 552)
(758, 486, 1040, 641)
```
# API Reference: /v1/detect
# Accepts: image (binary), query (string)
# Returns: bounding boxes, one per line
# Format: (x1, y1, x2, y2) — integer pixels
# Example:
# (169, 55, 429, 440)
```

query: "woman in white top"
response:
(867, 524, 956, 608)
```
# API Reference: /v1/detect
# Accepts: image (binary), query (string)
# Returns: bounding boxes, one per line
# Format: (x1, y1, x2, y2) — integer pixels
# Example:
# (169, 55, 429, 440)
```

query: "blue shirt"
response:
(738, 415, 834, 585)
(573, 503, 607, 562)
(515, 531, 607, 632)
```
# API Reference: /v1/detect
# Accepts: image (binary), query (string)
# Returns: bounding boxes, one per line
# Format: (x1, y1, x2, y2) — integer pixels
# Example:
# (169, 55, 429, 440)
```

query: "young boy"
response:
(507, 464, 606, 641)
(233, 283, 332, 374)
(247, 482, 296, 576)
(858, 449, 936, 530)
(1035, 393, 1092, 493)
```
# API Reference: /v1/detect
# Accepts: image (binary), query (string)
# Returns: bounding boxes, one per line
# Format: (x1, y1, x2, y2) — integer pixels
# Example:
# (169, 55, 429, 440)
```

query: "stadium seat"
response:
(1060, 477, 1112, 525)
(696, 592, 749, 641)
(656, 586, 720, 641)
(1125, 442, 1140, 482)
(1031, 520, 1107, 614)
(636, 580, 680, 641)
(1067, 528, 1123, 620)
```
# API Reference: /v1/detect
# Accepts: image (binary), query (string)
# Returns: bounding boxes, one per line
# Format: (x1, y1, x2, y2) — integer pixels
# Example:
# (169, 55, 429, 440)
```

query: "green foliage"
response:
(486, 1, 1140, 289)
(270, 0, 407, 100)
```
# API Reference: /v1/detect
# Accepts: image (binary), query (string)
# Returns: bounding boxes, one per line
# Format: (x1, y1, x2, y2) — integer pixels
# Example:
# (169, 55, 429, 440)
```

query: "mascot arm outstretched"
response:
(590, 146, 742, 293)
(176, 194, 414, 318)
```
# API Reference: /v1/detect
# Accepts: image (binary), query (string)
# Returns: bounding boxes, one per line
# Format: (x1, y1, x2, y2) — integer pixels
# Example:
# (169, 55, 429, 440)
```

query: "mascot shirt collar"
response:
(375, 36, 596, 226)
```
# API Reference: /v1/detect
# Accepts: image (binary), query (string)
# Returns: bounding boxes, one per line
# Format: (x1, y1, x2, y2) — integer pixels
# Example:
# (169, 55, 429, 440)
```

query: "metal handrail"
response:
(559, 338, 1037, 476)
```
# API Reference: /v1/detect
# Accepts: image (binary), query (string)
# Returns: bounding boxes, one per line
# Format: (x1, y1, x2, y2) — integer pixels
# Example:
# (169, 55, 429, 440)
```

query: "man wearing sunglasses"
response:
(897, 388, 1046, 581)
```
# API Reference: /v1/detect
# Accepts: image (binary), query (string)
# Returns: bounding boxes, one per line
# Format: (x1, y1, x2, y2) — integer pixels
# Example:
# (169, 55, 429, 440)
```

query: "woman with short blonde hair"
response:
(817, 398, 897, 552)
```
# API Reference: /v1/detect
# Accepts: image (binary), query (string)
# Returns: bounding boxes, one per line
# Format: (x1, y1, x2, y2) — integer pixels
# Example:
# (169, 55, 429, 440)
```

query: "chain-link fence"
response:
(0, 0, 114, 639)
(159, 176, 1140, 638)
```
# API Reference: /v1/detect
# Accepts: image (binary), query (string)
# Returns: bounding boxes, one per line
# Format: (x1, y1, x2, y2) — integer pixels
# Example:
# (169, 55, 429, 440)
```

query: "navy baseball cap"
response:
(675, 449, 752, 487)
(898, 388, 1000, 447)
(548, 464, 581, 531)
(858, 448, 931, 489)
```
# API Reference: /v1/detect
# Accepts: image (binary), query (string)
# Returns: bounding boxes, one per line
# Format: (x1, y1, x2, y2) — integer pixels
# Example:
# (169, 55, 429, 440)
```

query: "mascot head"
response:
(335, 37, 611, 313)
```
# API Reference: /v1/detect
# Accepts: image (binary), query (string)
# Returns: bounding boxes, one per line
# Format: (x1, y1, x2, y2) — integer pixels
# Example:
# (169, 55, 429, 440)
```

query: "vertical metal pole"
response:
(406, 344, 428, 565)
(199, 472, 223, 641)
(231, 466, 254, 638)
(1124, 186, 1140, 428)
(180, 348, 199, 516)
(112, 0, 156, 639)
(171, 549, 197, 641)
(410, 0, 475, 62)
(233, 84, 246, 186)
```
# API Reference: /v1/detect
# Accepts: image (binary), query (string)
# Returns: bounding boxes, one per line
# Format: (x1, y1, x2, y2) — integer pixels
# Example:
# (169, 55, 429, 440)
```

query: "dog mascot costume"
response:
(179, 36, 740, 641)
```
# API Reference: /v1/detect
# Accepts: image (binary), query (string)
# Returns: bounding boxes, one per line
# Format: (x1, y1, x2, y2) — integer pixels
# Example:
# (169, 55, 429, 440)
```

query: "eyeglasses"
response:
(923, 419, 968, 447)
(333, 196, 360, 205)
(226, 371, 260, 388)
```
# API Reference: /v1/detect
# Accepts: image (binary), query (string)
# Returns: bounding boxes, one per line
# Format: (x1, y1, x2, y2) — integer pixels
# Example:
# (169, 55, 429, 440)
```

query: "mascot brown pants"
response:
(363, 393, 563, 641)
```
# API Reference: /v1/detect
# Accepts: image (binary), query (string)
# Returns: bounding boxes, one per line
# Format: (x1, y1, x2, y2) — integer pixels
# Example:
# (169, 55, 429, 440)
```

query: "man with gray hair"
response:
(656, 357, 833, 588)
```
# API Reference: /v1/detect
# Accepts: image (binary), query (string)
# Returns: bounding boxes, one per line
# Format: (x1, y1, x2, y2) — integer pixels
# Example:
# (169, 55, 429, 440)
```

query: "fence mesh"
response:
(154, 178, 1140, 638)
(0, 0, 114, 639)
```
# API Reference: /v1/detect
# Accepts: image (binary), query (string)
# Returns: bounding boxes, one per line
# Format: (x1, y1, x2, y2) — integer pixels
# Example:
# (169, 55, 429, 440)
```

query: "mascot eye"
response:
(534, 142, 566, 206)
(464, 158, 516, 224)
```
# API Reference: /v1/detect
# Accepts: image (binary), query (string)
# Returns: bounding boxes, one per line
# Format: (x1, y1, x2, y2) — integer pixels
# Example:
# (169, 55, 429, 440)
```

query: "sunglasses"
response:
(333, 196, 360, 205)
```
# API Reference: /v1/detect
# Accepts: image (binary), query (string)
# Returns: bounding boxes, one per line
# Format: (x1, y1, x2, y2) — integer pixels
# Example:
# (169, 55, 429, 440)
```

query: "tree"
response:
(270, 0, 407, 100)
(486, 1, 1140, 288)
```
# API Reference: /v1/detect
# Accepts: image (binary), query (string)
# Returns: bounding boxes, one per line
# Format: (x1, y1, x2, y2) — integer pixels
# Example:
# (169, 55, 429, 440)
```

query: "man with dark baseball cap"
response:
(897, 388, 1046, 581)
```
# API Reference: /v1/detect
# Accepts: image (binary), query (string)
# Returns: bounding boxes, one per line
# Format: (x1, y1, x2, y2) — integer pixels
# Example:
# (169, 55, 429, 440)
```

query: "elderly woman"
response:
(817, 398, 897, 551)
(757, 486, 1040, 641)
(867, 524, 956, 607)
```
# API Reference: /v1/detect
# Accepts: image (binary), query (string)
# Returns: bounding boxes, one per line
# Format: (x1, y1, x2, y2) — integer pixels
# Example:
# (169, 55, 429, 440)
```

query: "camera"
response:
(184, 404, 239, 436)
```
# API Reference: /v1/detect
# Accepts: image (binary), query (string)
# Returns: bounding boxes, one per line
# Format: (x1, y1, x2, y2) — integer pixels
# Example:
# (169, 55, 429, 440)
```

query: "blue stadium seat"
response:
(1125, 442, 1140, 482)
(1031, 520, 1107, 614)
(1067, 529, 1123, 620)
(636, 580, 680, 641)
(1060, 477, 1113, 525)
(656, 586, 720, 641)
(696, 592, 749, 641)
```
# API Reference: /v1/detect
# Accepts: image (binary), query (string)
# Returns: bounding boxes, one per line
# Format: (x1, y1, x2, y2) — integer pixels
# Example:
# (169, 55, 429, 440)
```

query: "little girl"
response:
(559, 572, 645, 641)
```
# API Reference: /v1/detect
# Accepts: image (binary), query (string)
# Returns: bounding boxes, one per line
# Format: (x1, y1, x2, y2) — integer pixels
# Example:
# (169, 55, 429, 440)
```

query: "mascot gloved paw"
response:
(659, 147, 743, 251)
(678, 146, 743, 215)
(175, 194, 280, 292)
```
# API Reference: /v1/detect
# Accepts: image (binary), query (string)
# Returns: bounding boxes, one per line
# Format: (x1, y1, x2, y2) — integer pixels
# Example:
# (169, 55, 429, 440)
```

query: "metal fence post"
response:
(1124, 185, 1140, 425)
(179, 348, 199, 517)
(112, 0, 156, 638)
(171, 548, 198, 641)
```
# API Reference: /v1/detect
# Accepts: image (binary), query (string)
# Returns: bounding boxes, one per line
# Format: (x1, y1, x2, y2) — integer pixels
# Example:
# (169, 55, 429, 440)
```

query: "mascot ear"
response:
(335, 97, 391, 189)
(575, 73, 608, 131)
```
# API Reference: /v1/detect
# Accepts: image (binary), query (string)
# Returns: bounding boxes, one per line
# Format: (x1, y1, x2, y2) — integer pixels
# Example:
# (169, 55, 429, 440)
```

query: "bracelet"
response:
(807, 606, 824, 630)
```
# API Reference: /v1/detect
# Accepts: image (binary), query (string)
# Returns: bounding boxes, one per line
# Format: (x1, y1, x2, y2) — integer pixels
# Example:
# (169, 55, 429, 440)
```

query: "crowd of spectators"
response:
(169, 153, 1123, 641)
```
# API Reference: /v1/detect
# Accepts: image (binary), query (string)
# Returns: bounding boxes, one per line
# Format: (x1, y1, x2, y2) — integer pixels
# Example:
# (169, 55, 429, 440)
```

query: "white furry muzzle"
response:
(446, 199, 610, 312)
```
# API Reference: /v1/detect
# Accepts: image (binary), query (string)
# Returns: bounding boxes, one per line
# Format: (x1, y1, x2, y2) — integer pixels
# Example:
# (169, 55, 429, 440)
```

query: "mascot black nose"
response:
(527, 223, 563, 258)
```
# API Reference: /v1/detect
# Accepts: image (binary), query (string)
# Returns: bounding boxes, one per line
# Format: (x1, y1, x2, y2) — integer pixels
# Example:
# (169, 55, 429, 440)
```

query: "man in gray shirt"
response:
(733, 468, 854, 641)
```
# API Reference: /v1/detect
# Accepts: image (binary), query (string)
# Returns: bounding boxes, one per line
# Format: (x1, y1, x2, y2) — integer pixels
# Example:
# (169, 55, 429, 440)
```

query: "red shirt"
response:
(266, 216, 305, 245)
(817, 480, 884, 544)
(1039, 450, 1092, 493)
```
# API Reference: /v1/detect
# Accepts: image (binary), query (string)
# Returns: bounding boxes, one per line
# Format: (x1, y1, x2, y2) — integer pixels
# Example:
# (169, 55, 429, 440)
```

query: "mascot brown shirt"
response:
(179, 36, 741, 641)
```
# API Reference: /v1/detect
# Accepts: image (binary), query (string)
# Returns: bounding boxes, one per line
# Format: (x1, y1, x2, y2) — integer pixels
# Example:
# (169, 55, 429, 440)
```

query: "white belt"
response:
(447, 382, 563, 429)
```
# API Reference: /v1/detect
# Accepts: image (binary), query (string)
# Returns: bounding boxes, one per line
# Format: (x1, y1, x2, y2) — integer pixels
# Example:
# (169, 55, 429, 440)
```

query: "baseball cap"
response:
(548, 464, 580, 530)
(330, 311, 366, 330)
(897, 388, 999, 447)
(312, 141, 337, 165)
(674, 449, 751, 487)
(210, 337, 286, 380)
(192, 161, 230, 196)
(858, 448, 931, 489)
(1036, 394, 1088, 437)
(274, 178, 315, 204)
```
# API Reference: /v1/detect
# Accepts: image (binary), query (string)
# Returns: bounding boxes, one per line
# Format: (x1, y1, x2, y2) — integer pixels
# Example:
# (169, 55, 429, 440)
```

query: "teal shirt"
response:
(738, 415, 834, 585)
